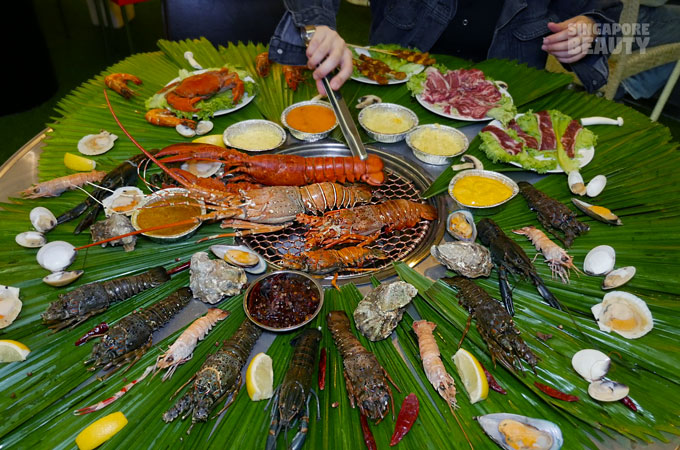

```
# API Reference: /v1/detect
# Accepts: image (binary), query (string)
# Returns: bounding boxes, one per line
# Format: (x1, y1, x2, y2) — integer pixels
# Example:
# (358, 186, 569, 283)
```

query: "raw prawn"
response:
(20, 171, 107, 199)
(412, 320, 457, 410)
(512, 226, 581, 283)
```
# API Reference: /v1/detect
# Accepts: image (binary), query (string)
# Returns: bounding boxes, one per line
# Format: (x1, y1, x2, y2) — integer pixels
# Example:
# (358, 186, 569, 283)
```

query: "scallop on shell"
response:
(588, 380, 629, 402)
(209, 245, 266, 274)
(571, 198, 622, 226)
(430, 242, 493, 278)
(0, 285, 22, 329)
(571, 349, 610, 382)
(36, 241, 77, 272)
(30, 207, 57, 233)
(476, 413, 563, 450)
(591, 291, 653, 339)
(43, 270, 84, 287)
(102, 187, 145, 217)
(447, 210, 477, 242)
(603, 266, 636, 290)
(16, 231, 46, 248)
(586, 175, 607, 197)
(181, 160, 222, 178)
(77, 130, 118, 156)
(583, 245, 615, 276)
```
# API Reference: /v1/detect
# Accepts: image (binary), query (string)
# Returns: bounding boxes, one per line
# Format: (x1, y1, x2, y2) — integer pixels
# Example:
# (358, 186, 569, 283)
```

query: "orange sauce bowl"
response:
(281, 101, 338, 141)
(130, 188, 206, 243)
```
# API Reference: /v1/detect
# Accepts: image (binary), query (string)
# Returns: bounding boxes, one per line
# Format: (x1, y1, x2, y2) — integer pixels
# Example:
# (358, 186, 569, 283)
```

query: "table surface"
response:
(2, 125, 676, 449)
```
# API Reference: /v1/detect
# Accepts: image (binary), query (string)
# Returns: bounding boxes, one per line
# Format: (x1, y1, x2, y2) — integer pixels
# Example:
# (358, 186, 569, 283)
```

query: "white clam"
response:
(571, 349, 610, 382)
(591, 291, 653, 339)
(181, 160, 223, 178)
(176, 123, 196, 137)
(43, 270, 84, 287)
(195, 120, 214, 136)
(36, 241, 77, 272)
(568, 171, 586, 196)
(588, 380, 629, 402)
(77, 130, 118, 155)
(102, 187, 145, 217)
(603, 266, 636, 290)
(16, 231, 46, 248)
(209, 245, 266, 274)
(586, 175, 607, 197)
(583, 245, 615, 276)
(30, 207, 57, 233)
(0, 285, 22, 329)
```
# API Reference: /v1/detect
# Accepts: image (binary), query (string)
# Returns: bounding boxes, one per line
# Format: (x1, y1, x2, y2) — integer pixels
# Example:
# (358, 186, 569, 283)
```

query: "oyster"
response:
(77, 130, 118, 155)
(476, 413, 563, 450)
(353, 281, 418, 341)
(568, 171, 586, 196)
(583, 245, 615, 276)
(181, 160, 223, 178)
(36, 241, 76, 272)
(16, 231, 46, 248)
(90, 214, 137, 252)
(210, 244, 266, 274)
(603, 266, 635, 290)
(30, 207, 57, 233)
(430, 242, 493, 278)
(588, 380, 629, 402)
(447, 210, 477, 242)
(190, 251, 247, 304)
(102, 187, 145, 217)
(586, 174, 607, 197)
(571, 349, 610, 382)
(43, 270, 84, 287)
(591, 291, 653, 339)
(571, 198, 622, 226)
(0, 285, 22, 329)
(195, 120, 214, 136)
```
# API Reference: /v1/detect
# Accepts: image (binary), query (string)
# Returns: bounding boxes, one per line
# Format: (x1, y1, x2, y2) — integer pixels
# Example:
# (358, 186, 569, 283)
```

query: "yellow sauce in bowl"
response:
(228, 127, 283, 151)
(452, 175, 514, 207)
(411, 126, 466, 156)
(361, 109, 413, 134)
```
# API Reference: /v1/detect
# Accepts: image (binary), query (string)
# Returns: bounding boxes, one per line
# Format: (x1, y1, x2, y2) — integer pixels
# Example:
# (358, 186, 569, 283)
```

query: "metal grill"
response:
(242, 143, 446, 285)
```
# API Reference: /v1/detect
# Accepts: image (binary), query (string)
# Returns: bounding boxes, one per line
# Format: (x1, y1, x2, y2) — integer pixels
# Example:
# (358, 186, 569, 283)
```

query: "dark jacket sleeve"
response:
(268, 0, 340, 66)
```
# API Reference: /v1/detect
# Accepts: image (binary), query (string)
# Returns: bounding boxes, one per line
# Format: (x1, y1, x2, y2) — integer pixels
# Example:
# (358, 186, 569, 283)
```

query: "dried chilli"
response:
(390, 393, 419, 446)
(75, 322, 108, 346)
(620, 396, 638, 412)
(318, 347, 327, 390)
(480, 363, 506, 395)
(534, 381, 579, 402)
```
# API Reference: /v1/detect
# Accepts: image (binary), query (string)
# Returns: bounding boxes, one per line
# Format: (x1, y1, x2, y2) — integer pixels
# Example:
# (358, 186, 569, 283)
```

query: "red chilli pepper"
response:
(620, 396, 638, 412)
(534, 381, 579, 402)
(318, 348, 327, 391)
(390, 393, 420, 446)
(360, 413, 377, 450)
(75, 322, 109, 346)
(480, 362, 507, 395)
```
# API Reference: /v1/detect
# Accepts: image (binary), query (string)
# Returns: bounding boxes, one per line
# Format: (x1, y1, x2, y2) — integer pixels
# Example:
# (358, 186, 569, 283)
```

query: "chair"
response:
(545, 0, 680, 121)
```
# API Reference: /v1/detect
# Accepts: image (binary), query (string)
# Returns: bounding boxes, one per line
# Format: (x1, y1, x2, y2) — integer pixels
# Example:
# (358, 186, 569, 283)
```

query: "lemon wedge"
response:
(193, 134, 226, 148)
(64, 153, 97, 171)
(453, 348, 488, 404)
(75, 411, 128, 450)
(246, 352, 273, 401)
(0, 340, 30, 362)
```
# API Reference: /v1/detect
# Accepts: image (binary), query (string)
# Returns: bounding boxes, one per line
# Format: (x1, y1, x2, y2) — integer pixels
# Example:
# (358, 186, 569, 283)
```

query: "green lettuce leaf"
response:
(515, 111, 540, 140)
(487, 92, 517, 125)
(549, 109, 581, 173)
(406, 71, 429, 95)
(575, 127, 597, 150)
(480, 129, 557, 173)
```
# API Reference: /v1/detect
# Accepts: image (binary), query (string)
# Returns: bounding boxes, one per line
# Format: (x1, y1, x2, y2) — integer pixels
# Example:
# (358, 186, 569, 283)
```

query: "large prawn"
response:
(512, 226, 581, 283)
(412, 320, 457, 410)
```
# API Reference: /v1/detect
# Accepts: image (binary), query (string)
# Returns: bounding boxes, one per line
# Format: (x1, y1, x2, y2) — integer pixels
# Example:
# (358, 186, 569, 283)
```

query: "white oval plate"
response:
(350, 47, 424, 85)
(415, 83, 512, 121)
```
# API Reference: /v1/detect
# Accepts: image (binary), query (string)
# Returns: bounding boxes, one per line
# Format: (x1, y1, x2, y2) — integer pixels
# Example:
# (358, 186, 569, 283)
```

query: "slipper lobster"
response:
(162, 67, 244, 112)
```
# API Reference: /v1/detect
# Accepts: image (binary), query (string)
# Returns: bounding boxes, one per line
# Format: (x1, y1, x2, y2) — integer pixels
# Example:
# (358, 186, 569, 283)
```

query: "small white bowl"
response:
(358, 103, 418, 143)
(406, 124, 469, 165)
(281, 101, 338, 142)
(223, 119, 286, 152)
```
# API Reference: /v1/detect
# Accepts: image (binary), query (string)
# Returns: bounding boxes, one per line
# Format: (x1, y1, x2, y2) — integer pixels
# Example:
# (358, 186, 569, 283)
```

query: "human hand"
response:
(542, 16, 596, 64)
(306, 25, 353, 95)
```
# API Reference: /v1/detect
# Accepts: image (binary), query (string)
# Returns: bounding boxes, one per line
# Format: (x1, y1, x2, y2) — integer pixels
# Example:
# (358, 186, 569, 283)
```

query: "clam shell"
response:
(568, 171, 586, 196)
(476, 413, 563, 450)
(571, 349, 610, 382)
(209, 245, 266, 274)
(176, 123, 196, 137)
(588, 380, 629, 402)
(180, 160, 223, 178)
(586, 175, 607, 197)
(43, 270, 84, 287)
(30, 207, 57, 233)
(571, 198, 622, 226)
(102, 187, 145, 217)
(583, 245, 615, 276)
(447, 210, 477, 242)
(36, 241, 77, 272)
(16, 231, 46, 248)
(0, 285, 22, 329)
(603, 266, 636, 290)
(591, 291, 653, 339)
(195, 120, 214, 136)
(77, 130, 118, 155)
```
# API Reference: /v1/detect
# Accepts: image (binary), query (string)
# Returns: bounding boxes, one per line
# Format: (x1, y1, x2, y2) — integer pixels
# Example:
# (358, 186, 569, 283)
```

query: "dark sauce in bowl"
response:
(246, 272, 321, 330)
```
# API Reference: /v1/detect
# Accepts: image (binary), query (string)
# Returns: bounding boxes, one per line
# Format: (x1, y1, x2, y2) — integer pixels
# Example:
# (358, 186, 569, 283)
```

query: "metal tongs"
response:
(300, 26, 368, 160)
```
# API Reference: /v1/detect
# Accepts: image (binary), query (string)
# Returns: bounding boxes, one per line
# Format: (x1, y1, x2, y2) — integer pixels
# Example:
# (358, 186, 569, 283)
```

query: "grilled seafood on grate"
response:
(266, 329, 322, 450)
(518, 181, 589, 248)
(443, 277, 538, 373)
(163, 319, 261, 426)
(327, 310, 398, 422)
(478, 218, 562, 316)
(280, 245, 387, 275)
(42, 266, 170, 330)
(512, 226, 580, 283)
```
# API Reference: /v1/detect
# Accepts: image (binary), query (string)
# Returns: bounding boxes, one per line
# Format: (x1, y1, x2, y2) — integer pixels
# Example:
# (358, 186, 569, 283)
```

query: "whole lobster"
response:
(477, 218, 562, 316)
(266, 328, 321, 450)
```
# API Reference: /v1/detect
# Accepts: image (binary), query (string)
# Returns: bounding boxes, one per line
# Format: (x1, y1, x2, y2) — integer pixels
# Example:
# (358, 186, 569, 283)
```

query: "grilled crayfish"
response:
(267, 329, 322, 450)
(104, 73, 142, 99)
(162, 67, 244, 112)
(280, 245, 387, 274)
(443, 277, 538, 373)
(255, 51, 307, 90)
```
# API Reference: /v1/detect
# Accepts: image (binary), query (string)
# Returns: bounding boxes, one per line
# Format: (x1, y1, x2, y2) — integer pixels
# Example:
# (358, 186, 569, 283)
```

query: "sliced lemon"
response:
(75, 411, 128, 450)
(453, 348, 488, 404)
(192, 134, 226, 148)
(0, 340, 30, 362)
(64, 152, 97, 171)
(246, 352, 273, 401)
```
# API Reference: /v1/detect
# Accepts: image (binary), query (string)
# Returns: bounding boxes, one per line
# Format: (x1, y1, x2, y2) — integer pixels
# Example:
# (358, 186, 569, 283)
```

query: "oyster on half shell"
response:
(90, 214, 137, 252)
(430, 242, 493, 278)
(353, 281, 418, 341)
(476, 413, 563, 450)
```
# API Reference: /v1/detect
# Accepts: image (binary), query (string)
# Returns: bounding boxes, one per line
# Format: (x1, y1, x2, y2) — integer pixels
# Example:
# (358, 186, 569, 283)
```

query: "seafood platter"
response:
(1, 39, 679, 450)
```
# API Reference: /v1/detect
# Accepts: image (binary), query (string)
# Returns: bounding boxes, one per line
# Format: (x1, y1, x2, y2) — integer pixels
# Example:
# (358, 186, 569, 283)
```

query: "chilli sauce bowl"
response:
(130, 188, 206, 243)
(281, 100, 338, 142)
(244, 270, 324, 332)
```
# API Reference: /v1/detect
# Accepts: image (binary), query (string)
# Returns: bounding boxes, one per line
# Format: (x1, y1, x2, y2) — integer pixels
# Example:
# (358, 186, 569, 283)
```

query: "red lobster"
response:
(162, 67, 244, 112)
(155, 142, 385, 186)
(280, 245, 387, 274)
